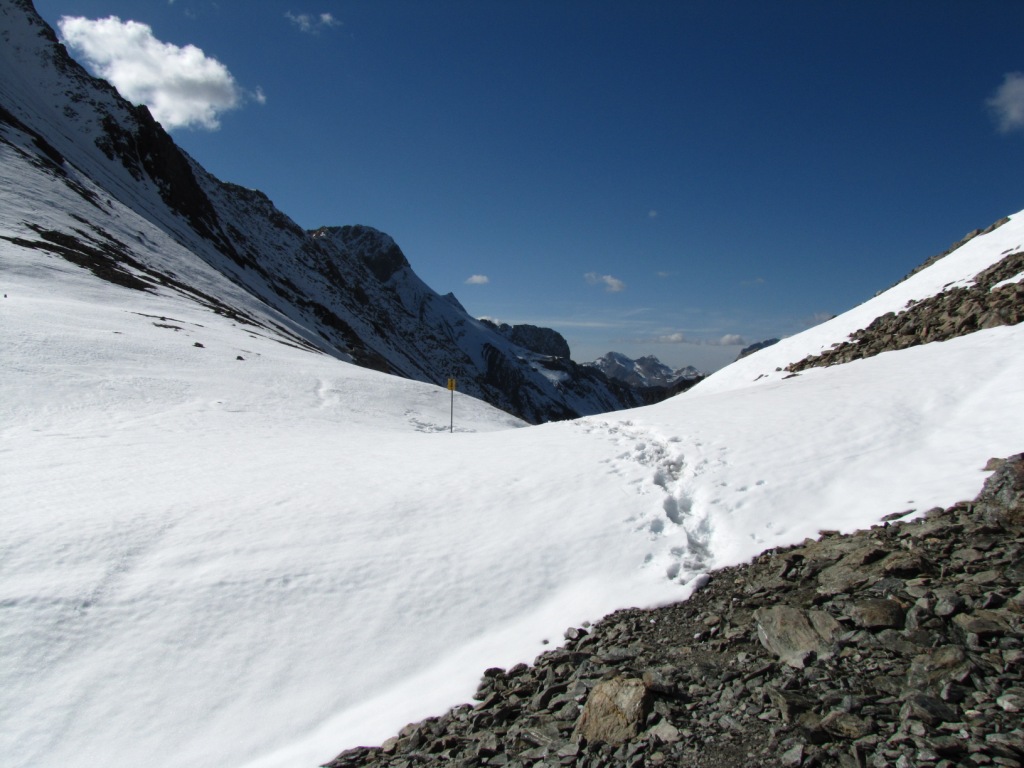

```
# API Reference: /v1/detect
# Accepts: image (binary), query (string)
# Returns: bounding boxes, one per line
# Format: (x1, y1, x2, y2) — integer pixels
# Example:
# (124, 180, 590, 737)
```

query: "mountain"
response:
(586, 351, 702, 389)
(735, 337, 779, 360)
(3, 2, 1024, 768)
(0, 0, 644, 425)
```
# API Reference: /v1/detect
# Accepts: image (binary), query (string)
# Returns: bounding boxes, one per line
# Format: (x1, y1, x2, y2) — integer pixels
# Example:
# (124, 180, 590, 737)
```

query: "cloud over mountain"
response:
(57, 15, 247, 130)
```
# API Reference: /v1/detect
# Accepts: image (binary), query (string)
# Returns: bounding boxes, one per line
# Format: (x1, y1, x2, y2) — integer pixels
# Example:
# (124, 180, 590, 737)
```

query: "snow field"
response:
(0, 262, 676, 768)
(3, 169, 1023, 766)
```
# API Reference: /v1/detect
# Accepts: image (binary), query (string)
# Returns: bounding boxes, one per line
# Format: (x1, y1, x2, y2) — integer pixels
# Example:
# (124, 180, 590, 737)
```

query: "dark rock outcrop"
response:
(324, 454, 1024, 768)
(481, 321, 572, 360)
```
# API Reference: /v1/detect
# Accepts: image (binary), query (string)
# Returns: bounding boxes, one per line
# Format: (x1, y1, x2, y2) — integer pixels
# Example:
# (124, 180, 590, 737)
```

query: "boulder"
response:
(754, 605, 834, 668)
(572, 677, 649, 745)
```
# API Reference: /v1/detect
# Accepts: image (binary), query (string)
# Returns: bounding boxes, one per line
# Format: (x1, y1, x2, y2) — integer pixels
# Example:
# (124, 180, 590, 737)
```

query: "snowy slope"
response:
(692, 212, 1024, 395)
(0, 0, 643, 424)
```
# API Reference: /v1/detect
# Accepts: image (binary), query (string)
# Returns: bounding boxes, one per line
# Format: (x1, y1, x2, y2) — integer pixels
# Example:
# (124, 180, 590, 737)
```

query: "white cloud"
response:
(655, 332, 689, 344)
(286, 11, 342, 34)
(648, 210, 658, 219)
(464, 274, 489, 285)
(584, 272, 626, 293)
(988, 72, 1024, 134)
(712, 334, 746, 347)
(58, 15, 246, 131)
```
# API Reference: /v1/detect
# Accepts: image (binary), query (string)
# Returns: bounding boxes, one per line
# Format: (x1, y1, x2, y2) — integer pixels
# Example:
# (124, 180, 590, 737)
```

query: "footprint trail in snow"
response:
(579, 418, 720, 588)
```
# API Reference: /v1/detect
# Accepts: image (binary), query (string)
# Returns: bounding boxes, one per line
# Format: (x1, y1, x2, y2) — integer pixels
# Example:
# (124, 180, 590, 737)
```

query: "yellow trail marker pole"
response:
(447, 378, 456, 433)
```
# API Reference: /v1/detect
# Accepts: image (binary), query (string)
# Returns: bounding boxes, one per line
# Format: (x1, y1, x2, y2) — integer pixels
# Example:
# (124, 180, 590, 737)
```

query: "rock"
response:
(906, 646, 971, 691)
(953, 611, 1009, 638)
(785, 246, 1024, 374)
(975, 452, 1024, 529)
(820, 710, 874, 739)
(646, 721, 680, 743)
(808, 610, 844, 643)
(816, 562, 869, 595)
(766, 687, 816, 723)
(780, 743, 805, 766)
(996, 690, 1024, 713)
(933, 591, 966, 617)
(899, 694, 958, 726)
(848, 599, 906, 630)
(754, 605, 834, 668)
(572, 677, 649, 745)
(504, 323, 571, 359)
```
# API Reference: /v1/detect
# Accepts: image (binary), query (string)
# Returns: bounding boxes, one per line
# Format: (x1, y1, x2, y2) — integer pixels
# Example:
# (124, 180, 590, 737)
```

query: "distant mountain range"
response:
(0, 1, 690, 424)
(736, 338, 780, 360)
(585, 352, 702, 390)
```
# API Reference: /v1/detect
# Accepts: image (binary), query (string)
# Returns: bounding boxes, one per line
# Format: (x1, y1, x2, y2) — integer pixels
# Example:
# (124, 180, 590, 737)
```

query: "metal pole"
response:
(446, 377, 456, 433)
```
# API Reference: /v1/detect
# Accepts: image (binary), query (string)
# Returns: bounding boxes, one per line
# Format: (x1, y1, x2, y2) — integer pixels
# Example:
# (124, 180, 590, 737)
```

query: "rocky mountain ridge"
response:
(786, 249, 1023, 374)
(736, 338, 780, 360)
(324, 453, 1024, 768)
(0, 0, 660, 424)
(585, 352, 702, 389)
(583, 352, 704, 403)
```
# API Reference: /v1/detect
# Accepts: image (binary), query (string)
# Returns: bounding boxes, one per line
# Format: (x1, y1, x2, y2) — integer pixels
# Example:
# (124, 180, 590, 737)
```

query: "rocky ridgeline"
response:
(893, 218, 1010, 287)
(324, 455, 1024, 768)
(787, 251, 1024, 374)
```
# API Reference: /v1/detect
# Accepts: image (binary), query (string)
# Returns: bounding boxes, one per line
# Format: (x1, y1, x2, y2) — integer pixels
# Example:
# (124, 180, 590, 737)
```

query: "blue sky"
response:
(34, 1, 1024, 370)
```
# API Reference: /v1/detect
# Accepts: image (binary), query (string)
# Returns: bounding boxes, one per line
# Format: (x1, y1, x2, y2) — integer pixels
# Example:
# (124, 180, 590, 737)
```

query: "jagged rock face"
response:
(480, 320, 572, 359)
(324, 454, 1024, 768)
(313, 225, 411, 283)
(509, 324, 572, 359)
(97, 106, 220, 242)
(0, 1, 649, 424)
